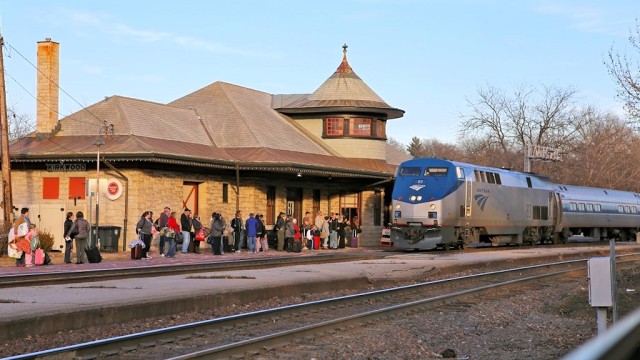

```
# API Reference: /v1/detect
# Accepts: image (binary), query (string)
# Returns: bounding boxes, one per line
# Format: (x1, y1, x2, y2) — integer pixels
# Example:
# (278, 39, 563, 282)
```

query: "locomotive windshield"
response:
(425, 167, 448, 176)
(399, 167, 421, 176)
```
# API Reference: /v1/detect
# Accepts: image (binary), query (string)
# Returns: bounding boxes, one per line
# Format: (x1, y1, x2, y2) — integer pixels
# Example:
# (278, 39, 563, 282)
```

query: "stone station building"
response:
(4, 41, 409, 252)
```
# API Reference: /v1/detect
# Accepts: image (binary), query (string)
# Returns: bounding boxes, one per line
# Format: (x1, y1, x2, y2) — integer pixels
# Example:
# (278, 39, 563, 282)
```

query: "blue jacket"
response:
(245, 217, 259, 237)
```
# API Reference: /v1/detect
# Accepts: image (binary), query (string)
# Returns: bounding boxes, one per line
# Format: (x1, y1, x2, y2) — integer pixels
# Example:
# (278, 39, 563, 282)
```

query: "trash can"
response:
(91, 225, 122, 252)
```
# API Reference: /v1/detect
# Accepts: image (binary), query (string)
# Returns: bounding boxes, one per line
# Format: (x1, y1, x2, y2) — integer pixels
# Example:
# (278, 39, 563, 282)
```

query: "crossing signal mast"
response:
(524, 143, 562, 173)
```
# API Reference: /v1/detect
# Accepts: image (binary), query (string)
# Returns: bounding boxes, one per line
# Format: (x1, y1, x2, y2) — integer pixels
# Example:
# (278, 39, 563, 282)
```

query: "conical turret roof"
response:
(276, 45, 404, 119)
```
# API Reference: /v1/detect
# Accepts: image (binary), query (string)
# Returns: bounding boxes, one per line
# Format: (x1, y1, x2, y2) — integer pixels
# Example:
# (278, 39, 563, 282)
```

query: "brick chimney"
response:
(36, 38, 59, 134)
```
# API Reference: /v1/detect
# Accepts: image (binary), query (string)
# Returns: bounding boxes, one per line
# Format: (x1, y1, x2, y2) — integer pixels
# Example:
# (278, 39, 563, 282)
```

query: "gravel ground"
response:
(2, 264, 640, 359)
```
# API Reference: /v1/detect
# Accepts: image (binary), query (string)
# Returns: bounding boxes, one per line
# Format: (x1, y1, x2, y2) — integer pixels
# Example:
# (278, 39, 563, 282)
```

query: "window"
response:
(222, 183, 229, 203)
(350, 118, 372, 136)
(570, 202, 577, 211)
(424, 167, 448, 176)
(480, 171, 487, 183)
(586, 203, 594, 212)
(594, 204, 601, 212)
(69, 177, 86, 200)
(43, 177, 59, 199)
(494, 173, 502, 185)
(486, 172, 495, 184)
(325, 117, 344, 136)
(526, 177, 532, 188)
(399, 167, 421, 176)
(578, 203, 585, 211)
(624, 206, 631, 213)
(266, 186, 275, 225)
(456, 167, 465, 180)
(618, 205, 624, 213)
(375, 120, 386, 138)
(633, 206, 638, 214)
(533, 206, 549, 220)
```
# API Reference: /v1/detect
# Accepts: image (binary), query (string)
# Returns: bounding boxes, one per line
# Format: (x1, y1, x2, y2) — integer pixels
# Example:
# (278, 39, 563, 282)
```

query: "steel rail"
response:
(5, 258, 595, 360)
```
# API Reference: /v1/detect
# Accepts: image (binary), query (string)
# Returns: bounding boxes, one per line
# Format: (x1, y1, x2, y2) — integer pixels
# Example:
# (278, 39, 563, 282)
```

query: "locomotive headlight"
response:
(429, 204, 436, 210)
(395, 204, 401, 209)
(409, 195, 417, 202)
(416, 196, 423, 201)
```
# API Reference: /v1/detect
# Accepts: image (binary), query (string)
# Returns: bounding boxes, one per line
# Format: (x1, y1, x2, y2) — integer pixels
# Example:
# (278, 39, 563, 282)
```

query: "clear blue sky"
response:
(1, 0, 638, 145)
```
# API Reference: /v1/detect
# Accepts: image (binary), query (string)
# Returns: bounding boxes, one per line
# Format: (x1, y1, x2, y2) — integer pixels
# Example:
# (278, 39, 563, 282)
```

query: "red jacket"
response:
(293, 223, 301, 240)
(167, 216, 181, 232)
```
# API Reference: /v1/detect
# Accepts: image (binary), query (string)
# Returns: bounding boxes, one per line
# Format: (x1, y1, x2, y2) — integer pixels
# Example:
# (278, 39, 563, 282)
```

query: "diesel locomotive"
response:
(391, 157, 640, 250)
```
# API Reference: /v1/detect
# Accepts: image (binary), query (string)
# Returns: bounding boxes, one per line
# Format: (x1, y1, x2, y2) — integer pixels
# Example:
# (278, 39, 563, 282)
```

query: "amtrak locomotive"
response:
(391, 157, 640, 250)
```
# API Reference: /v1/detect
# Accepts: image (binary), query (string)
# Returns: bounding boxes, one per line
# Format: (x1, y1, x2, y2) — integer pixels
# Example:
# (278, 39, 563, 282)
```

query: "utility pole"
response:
(0, 34, 14, 225)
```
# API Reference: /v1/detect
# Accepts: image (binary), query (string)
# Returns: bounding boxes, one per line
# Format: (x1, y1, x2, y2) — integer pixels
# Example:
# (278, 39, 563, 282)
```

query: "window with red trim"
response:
(325, 117, 344, 136)
(350, 118, 371, 136)
(69, 177, 86, 200)
(43, 177, 59, 199)
(375, 120, 386, 138)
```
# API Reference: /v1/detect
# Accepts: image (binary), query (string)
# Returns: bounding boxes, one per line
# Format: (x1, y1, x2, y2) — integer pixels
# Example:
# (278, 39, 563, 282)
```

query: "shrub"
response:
(37, 229, 55, 252)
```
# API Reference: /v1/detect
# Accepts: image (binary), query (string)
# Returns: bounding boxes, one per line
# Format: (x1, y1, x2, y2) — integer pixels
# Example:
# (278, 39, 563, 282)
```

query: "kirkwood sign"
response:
(45, 163, 87, 172)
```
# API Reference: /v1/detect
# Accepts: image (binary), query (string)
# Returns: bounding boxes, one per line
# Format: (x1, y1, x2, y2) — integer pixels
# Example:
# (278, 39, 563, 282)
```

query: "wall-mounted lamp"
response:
(296, 172, 302, 178)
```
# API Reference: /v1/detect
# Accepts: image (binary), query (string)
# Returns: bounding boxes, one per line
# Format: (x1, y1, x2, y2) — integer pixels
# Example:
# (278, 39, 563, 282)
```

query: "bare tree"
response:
(7, 106, 35, 140)
(386, 137, 407, 154)
(606, 19, 640, 124)
(460, 84, 579, 156)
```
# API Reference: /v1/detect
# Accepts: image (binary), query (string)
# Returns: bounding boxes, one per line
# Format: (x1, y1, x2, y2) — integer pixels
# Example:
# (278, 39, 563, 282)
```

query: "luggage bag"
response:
(85, 246, 102, 263)
(131, 244, 143, 260)
(313, 236, 320, 250)
(292, 240, 302, 253)
(351, 236, 358, 248)
(35, 248, 45, 266)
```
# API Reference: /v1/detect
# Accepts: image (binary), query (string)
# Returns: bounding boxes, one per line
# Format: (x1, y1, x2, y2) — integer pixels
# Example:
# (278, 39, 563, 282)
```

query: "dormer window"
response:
(325, 117, 344, 136)
(351, 118, 371, 136)
(323, 117, 386, 139)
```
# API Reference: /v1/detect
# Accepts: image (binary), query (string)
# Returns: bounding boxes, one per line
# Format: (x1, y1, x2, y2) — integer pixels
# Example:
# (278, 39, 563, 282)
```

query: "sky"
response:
(0, 0, 638, 146)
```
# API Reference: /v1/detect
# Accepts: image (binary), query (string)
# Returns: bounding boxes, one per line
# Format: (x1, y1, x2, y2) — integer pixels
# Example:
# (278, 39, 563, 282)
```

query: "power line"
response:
(3, 40, 106, 127)
(4, 70, 104, 129)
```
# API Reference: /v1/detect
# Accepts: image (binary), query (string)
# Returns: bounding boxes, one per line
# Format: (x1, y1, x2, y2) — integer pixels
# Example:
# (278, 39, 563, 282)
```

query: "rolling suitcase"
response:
(351, 236, 358, 248)
(85, 246, 102, 263)
(292, 239, 302, 253)
(34, 248, 45, 266)
(131, 244, 143, 260)
(313, 235, 320, 250)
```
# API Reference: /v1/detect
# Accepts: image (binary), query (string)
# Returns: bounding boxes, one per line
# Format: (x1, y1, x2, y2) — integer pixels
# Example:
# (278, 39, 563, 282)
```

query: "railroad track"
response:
(0, 252, 380, 289)
(11, 256, 633, 360)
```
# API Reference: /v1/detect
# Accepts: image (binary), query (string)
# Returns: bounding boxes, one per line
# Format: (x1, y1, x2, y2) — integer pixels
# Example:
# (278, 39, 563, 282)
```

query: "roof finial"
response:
(337, 43, 352, 73)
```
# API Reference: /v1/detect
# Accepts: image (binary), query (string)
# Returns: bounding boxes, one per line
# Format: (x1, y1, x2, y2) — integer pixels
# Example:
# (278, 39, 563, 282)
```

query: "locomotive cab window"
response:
(399, 167, 421, 176)
(425, 167, 448, 176)
(456, 167, 465, 180)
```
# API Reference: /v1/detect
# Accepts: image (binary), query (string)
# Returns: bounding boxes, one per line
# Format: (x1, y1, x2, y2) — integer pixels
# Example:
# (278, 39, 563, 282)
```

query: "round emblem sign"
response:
(104, 178, 123, 200)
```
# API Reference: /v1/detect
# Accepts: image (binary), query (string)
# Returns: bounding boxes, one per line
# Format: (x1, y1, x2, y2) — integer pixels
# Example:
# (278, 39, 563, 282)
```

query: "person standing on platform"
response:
(136, 211, 153, 259)
(257, 214, 268, 252)
(157, 207, 170, 257)
(180, 208, 193, 253)
(231, 210, 244, 253)
(329, 213, 339, 249)
(65, 211, 90, 264)
(245, 213, 259, 253)
(210, 212, 224, 255)
(192, 214, 202, 254)
(63, 212, 75, 263)
(165, 211, 180, 258)
(284, 215, 294, 252)
(11, 207, 31, 266)
(321, 215, 330, 249)
(275, 212, 285, 251)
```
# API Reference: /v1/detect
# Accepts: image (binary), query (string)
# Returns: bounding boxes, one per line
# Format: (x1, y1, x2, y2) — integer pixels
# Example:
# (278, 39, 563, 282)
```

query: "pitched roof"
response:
(275, 45, 404, 119)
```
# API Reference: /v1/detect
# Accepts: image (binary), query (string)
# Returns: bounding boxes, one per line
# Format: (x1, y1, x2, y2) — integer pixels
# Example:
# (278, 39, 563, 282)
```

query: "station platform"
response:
(1, 244, 638, 341)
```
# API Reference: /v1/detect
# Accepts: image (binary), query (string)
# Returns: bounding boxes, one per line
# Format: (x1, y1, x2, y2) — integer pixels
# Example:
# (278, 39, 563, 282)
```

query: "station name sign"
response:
(46, 163, 87, 172)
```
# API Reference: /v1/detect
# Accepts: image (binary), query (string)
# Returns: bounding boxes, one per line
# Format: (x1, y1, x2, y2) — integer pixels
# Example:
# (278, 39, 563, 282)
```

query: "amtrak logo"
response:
(409, 184, 425, 191)
(474, 194, 489, 211)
